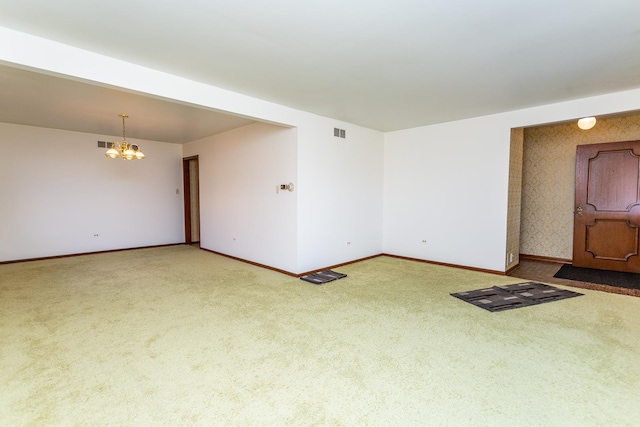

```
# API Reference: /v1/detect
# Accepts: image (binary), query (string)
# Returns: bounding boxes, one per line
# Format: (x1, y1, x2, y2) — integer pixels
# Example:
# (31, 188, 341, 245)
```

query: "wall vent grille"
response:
(333, 128, 346, 138)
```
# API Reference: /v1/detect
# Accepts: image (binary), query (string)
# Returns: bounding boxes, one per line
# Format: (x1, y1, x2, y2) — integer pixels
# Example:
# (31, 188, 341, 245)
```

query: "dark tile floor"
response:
(508, 259, 640, 297)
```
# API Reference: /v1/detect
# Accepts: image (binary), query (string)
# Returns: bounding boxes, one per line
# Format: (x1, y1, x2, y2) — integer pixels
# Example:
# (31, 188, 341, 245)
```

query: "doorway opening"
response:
(183, 156, 200, 246)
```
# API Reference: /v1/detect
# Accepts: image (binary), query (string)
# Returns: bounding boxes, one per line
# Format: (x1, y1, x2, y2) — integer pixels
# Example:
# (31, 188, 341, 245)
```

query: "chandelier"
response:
(105, 114, 145, 160)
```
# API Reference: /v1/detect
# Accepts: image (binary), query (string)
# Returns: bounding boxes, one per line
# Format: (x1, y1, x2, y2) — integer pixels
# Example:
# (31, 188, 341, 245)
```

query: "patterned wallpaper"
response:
(520, 113, 640, 260)
(506, 128, 523, 270)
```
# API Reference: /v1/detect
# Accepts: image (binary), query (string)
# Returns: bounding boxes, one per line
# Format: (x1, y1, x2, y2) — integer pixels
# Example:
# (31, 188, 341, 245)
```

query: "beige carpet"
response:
(1, 246, 639, 426)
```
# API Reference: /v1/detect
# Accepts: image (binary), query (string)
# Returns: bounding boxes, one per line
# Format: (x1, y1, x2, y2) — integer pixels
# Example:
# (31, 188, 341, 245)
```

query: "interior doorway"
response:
(183, 156, 200, 245)
(518, 114, 640, 268)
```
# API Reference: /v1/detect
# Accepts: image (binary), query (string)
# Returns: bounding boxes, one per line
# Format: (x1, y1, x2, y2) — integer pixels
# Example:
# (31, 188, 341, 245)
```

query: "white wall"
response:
(5, 26, 640, 273)
(384, 89, 640, 272)
(183, 120, 384, 275)
(0, 123, 183, 262)
(183, 122, 298, 273)
(296, 120, 384, 273)
(0, 27, 385, 274)
(384, 116, 512, 271)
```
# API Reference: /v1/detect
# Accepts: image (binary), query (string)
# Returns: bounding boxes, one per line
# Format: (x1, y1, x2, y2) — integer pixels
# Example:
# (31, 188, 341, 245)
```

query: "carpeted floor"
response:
(1, 246, 639, 426)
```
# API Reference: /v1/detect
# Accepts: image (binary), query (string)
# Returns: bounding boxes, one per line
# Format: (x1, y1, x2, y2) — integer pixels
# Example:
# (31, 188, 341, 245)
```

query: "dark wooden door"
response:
(573, 140, 640, 273)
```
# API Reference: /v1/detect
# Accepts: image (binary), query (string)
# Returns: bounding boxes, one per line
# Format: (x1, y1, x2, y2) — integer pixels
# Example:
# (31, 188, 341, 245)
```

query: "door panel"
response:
(585, 219, 638, 261)
(573, 141, 640, 273)
(587, 150, 639, 210)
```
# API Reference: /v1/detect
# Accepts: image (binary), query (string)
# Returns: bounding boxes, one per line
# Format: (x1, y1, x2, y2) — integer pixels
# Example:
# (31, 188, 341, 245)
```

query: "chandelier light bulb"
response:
(123, 147, 136, 160)
(105, 146, 120, 159)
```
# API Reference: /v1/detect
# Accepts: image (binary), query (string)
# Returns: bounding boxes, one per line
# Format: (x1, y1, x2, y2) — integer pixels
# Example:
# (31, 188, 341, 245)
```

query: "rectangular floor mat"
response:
(451, 282, 583, 312)
(554, 264, 640, 290)
(300, 270, 347, 285)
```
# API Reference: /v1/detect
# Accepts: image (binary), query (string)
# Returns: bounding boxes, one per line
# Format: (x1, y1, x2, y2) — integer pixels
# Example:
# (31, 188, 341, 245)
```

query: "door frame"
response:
(182, 155, 200, 244)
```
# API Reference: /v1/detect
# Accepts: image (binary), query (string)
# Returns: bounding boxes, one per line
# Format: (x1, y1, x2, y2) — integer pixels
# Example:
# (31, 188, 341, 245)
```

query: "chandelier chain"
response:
(120, 114, 128, 141)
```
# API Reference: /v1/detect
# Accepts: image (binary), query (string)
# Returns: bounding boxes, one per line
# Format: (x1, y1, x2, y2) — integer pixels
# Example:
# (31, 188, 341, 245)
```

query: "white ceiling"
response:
(1, 0, 640, 141)
(0, 66, 256, 143)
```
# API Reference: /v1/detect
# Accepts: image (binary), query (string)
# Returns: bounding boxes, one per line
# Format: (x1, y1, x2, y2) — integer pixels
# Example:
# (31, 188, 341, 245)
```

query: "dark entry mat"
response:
(300, 270, 347, 285)
(553, 264, 640, 290)
(451, 282, 583, 312)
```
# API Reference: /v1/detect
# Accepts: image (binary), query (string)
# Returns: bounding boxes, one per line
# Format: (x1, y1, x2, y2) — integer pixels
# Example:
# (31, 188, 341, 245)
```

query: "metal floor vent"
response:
(333, 128, 346, 138)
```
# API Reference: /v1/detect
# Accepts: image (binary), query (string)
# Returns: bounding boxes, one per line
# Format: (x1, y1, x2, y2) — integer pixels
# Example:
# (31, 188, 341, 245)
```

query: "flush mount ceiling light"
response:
(577, 117, 597, 130)
(105, 114, 145, 160)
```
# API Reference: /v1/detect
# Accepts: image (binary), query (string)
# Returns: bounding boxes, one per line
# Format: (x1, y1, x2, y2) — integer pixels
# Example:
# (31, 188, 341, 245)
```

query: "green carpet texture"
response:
(1, 245, 639, 426)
